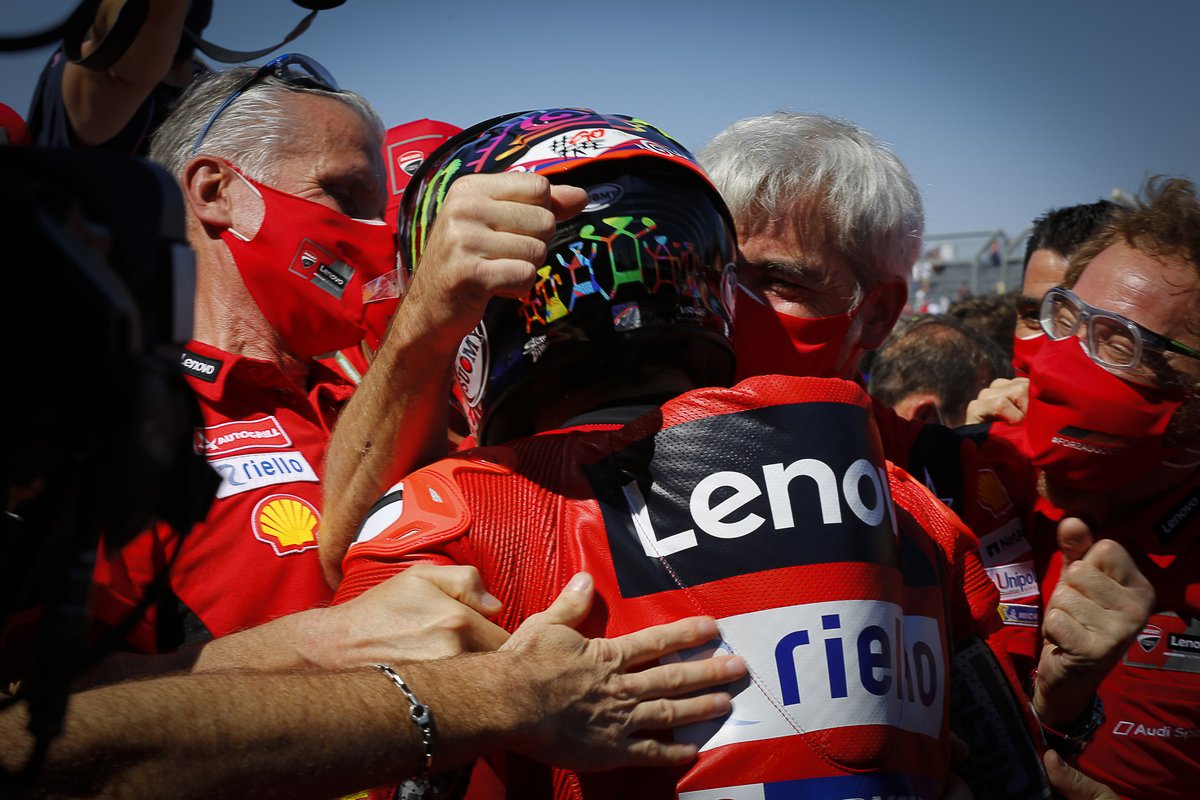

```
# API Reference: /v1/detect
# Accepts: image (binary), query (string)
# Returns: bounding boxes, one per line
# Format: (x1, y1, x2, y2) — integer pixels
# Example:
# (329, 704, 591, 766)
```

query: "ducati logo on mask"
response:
(290, 240, 354, 300)
(220, 166, 397, 361)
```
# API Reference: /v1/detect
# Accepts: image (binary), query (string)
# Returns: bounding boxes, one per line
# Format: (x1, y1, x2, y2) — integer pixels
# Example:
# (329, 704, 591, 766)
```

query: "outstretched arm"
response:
(1, 573, 743, 799)
(320, 174, 587, 586)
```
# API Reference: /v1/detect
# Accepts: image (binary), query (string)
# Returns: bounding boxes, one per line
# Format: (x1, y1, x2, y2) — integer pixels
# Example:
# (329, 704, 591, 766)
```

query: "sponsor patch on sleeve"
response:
(180, 349, 223, 382)
(998, 603, 1040, 628)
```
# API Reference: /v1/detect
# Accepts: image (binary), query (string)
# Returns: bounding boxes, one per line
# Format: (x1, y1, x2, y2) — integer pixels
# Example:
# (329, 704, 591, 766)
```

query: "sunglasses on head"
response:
(191, 53, 339, 155)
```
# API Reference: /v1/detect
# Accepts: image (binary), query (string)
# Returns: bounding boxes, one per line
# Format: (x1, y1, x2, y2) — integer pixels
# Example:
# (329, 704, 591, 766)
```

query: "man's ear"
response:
(181, 156, 236, 231)
(894, 393, 945, 426)
(859, 279, 908, 351)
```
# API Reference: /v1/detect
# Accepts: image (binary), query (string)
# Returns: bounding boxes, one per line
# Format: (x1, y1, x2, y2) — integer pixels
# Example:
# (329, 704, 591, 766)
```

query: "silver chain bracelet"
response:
(375, 664, 435, 780)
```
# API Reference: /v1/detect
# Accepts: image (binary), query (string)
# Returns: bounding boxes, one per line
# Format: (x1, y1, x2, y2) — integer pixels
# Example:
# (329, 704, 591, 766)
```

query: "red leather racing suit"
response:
(339, 376, 1040, 799)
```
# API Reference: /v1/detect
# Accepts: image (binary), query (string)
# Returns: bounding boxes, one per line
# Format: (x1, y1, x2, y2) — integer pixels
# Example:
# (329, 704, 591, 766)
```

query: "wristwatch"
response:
(1035, 694, 1106, 757)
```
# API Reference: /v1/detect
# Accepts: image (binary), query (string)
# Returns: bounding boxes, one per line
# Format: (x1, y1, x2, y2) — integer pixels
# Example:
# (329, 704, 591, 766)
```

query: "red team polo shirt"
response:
(968, 420, 1200, 800)
(91, 340, 349, 647)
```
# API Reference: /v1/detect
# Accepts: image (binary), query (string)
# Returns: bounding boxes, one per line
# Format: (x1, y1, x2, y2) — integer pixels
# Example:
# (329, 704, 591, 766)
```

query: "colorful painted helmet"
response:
(399, 108, 737, 445)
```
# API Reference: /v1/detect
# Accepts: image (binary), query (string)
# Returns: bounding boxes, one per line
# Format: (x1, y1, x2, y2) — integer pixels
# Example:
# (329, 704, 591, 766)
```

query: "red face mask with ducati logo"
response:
(733, 285, 862, 381)
(221, 168, 397, 360)
(1021, 334, 1186, 490)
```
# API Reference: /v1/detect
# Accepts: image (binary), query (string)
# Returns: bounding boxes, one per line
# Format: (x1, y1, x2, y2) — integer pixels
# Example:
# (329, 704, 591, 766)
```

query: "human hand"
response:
(403, 172, 588, 345)
(500, 572, 746, 770)
(965, 377, 1030, 425)
(310, 564, 509, 668)
(1034, 518, 1154, 726)
(1043, 750, 1120, 799)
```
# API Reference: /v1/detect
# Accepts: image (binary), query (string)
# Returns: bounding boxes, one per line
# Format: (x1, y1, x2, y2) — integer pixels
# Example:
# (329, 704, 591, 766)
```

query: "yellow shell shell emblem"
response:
(252, 494, 320, 556)
(976, 469, 1013, 518)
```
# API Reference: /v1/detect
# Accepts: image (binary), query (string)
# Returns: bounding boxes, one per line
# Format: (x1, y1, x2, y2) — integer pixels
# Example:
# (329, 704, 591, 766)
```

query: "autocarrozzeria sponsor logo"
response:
(1112, 720, 1200, 740)
(201, 416, 292, 457)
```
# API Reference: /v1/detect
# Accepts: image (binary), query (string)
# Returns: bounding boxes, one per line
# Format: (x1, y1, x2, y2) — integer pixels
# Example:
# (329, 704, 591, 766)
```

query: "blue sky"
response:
(3, 0, 1198, 238)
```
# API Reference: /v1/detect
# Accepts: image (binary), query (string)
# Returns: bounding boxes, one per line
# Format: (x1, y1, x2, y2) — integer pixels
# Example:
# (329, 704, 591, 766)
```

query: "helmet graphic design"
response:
(400, 108, 737, 444)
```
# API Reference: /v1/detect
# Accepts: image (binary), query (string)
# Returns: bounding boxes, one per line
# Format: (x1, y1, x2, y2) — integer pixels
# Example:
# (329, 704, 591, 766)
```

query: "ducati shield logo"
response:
(1138, 624, 1163, 653)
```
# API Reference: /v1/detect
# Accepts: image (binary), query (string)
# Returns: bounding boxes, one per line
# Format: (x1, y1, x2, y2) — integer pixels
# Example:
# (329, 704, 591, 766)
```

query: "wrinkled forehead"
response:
(1072, 241, 1200, 338)
(274, 94, 385, 175)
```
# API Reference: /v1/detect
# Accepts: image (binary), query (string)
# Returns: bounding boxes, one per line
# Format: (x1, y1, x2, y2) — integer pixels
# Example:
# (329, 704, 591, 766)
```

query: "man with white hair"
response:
(700, 112, 916, 384)
(86, 55, 528, 662)
(699, 111, 1151, 791)
(698, 113, 1034, 586)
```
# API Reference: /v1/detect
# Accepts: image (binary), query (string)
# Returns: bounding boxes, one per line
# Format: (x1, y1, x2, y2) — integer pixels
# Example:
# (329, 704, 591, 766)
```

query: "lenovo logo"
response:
(587, 402, 899, 598)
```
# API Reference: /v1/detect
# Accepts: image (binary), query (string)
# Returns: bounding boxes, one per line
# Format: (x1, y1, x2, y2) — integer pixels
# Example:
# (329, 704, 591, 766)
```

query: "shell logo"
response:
(252, 494, 320, 556)
(976, 468, 1013, 518)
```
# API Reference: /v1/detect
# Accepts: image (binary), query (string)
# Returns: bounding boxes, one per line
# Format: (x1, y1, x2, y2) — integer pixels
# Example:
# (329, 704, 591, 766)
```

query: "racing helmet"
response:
(399, 108, 737, 445)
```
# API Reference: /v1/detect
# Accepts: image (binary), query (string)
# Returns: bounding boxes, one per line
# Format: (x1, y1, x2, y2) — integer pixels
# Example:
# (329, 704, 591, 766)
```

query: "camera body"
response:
(0, 148, 216, 669)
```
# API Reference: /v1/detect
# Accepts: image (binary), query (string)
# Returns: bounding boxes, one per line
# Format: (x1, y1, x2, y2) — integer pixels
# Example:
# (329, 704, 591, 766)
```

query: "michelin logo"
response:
(211, 451, 319, 498)
(999, 603, 1040, 628)
(669, 600, 946, 753)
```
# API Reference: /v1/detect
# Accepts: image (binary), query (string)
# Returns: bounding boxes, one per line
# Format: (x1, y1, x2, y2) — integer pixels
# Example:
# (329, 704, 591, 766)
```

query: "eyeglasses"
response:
(1016, 296, 1042, 336)
(191, 53, 340, 155)
(1040, 286, 1200, 377)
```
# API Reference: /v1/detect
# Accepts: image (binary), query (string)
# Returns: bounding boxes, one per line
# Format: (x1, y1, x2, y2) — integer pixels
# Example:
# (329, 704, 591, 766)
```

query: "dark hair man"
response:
(1013, 200, 1117, 375)
(869, 315, 1013, 427)
(969, 200, 1118, 425)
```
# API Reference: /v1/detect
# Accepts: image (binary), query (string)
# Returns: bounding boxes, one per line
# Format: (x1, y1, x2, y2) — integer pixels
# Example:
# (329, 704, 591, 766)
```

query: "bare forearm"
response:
(321, 298, 462, 586)
(0, 656, 527, 800)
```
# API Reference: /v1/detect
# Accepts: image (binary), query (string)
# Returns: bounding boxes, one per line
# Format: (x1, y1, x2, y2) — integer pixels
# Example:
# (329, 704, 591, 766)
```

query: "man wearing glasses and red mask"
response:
(965, 178, 1200, 800)
(968, 200, 1117, 423)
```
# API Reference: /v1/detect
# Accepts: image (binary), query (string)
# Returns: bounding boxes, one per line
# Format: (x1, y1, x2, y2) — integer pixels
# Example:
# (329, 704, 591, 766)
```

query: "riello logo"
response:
(672, 600, 946, 753)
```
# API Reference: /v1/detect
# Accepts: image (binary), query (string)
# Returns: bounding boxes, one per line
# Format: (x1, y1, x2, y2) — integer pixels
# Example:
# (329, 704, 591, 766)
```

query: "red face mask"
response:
(1010, 332, 1044, 378)
(221, 170, 397, 360)
(733, 285, 861, 380)
(1022, 334, 1186, 490)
